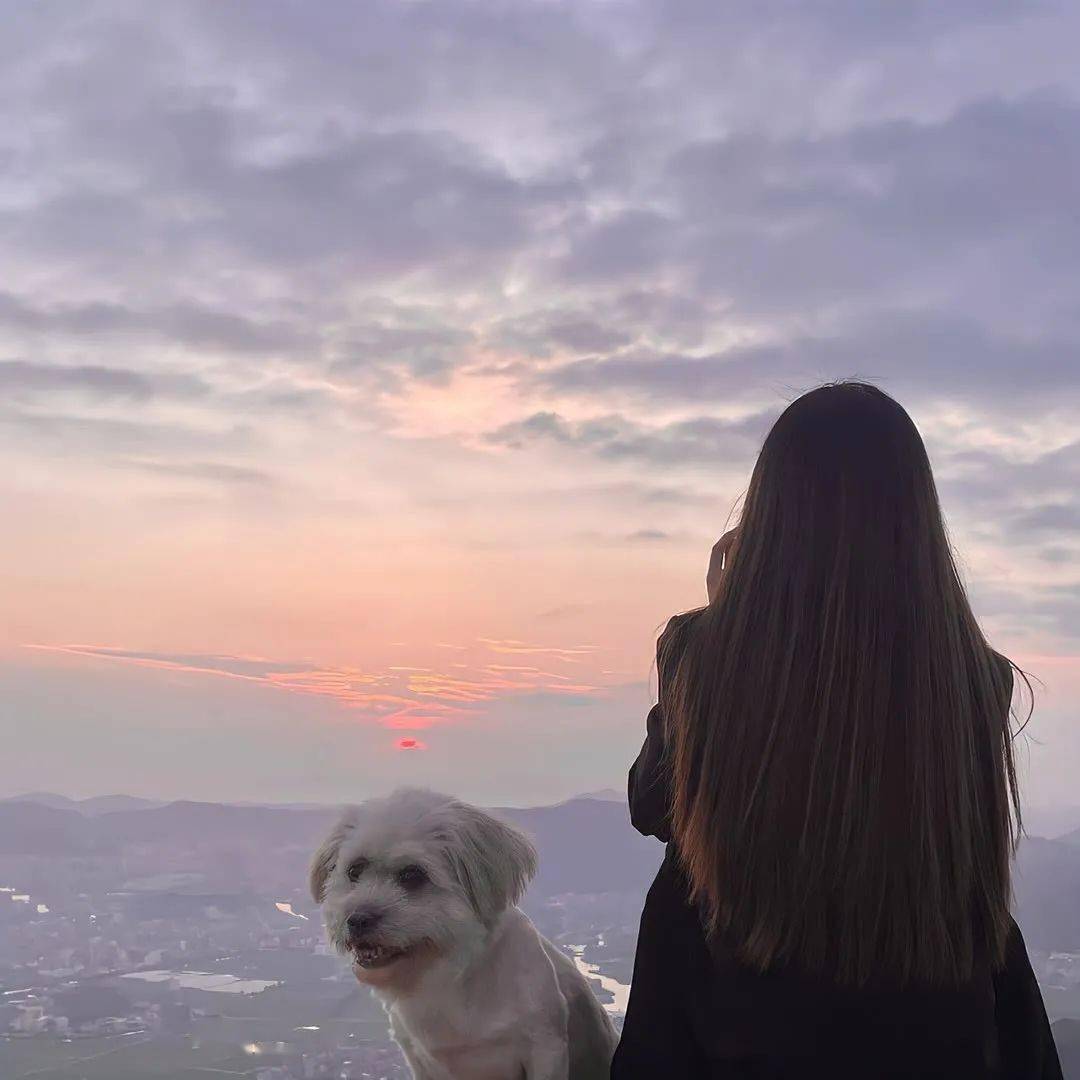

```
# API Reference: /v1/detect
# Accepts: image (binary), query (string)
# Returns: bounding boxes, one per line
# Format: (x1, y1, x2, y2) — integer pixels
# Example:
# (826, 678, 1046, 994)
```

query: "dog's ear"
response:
(309, 808, 359, 904)
(436, 802, 538, 925)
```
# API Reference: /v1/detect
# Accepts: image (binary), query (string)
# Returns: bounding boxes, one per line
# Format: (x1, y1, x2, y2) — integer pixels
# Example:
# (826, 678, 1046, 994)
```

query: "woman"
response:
(612, 383, 1061, 1079)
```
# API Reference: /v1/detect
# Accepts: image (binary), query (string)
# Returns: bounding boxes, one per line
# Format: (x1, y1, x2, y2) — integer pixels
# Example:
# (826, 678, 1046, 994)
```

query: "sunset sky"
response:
(2, 1, 1078, 807)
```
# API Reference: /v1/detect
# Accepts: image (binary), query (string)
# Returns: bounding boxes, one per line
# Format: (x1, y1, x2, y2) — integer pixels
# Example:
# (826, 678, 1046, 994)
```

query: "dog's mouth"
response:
(350, 942, 410, 969)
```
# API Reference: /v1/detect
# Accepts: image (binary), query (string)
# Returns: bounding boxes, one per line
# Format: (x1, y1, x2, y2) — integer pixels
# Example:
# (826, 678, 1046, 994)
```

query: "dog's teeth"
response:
(352, 943, 406, 969)
(355, 945, 388, 967)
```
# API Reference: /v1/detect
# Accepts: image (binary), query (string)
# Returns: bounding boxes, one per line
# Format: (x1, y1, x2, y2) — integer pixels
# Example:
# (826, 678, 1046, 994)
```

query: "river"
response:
(571, 954, 631, 1015)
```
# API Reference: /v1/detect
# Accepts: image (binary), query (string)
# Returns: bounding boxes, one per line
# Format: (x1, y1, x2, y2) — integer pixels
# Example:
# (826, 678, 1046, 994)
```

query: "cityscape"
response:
(0, 791, 647, 1079)
(2, 791, 1080, 1078)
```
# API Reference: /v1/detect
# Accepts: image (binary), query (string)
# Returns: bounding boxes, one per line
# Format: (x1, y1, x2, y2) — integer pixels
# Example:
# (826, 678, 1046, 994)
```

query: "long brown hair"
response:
(668, 381, 1026, 986)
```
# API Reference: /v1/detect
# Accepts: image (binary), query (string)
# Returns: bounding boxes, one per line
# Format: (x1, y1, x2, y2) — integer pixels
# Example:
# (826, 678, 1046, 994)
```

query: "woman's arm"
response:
(628, 700, 672, 841)
(627, 610, 703, 842)
(630, 532, 733, 842)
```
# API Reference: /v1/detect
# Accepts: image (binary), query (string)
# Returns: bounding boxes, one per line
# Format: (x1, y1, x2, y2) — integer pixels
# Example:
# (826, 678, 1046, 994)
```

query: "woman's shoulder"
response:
(657, 607, 707, 680)
(659, 607, 707, 647)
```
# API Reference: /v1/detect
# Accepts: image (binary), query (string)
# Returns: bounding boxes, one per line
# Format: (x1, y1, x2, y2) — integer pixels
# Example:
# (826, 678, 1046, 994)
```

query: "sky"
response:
(1, 0, 1078, 808)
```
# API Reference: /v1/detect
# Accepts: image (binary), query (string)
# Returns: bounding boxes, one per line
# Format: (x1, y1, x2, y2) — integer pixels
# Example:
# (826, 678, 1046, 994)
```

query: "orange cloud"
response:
(477, 638, 598, 662)
(22, 638, 612, 733)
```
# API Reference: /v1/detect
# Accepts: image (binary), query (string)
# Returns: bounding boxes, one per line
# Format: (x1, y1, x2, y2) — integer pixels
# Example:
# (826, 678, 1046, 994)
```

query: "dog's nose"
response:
(347, 909, 381, 937)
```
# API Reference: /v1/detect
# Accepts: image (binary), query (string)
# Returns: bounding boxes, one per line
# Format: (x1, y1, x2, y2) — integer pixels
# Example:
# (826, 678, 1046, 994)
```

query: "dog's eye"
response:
(397, 865, 428, 890)
(346, 859, 368, 883)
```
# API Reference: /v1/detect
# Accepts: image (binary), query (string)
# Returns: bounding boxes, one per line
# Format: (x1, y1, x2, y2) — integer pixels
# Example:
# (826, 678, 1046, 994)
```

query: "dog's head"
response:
(310, 788, 537, 988)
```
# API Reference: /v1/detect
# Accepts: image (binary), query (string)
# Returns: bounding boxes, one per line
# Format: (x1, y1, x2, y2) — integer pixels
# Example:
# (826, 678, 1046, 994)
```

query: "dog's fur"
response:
(310, 788, 617, 1079)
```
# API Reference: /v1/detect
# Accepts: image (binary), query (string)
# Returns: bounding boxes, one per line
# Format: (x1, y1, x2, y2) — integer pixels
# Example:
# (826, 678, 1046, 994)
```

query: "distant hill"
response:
(1013, 836, 1080, 952)
(95, 799, 338, 855)
(0, 801, 108, 854)
(576, 788, 626, 804)
(500, 798, 659, 896)
(3, 789, 625, 813)
(1024, 805, 1080, 841)
(0, 795, 658, 900)
(1, 791, 78, 811)
(0, 792, 1075, 950)
(0, 798, 334, 859)
(1, 791, 164, 815)
(80, 793, 167, 814)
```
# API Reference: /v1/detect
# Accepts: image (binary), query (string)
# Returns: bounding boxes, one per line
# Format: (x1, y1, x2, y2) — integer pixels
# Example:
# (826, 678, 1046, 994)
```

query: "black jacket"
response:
(612, 615, 1062, 1079)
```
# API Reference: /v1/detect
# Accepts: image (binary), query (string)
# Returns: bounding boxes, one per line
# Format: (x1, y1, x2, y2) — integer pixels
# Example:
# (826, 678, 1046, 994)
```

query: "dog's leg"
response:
(524, 1033, 570, 1080)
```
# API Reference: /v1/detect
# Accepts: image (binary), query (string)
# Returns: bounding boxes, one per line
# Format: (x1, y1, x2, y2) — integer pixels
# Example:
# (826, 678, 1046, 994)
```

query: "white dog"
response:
(310, 788, 617, 1079)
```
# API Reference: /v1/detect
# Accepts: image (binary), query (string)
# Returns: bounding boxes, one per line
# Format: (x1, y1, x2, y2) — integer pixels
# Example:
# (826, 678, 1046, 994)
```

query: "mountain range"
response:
(1, 791, 1078, 951)
(0, 790, 663, 902)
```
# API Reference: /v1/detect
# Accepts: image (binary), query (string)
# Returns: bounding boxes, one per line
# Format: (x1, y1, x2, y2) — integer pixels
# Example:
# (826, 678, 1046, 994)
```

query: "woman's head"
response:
(669, 381, 1023, 985)
(740, 381, 941, 576)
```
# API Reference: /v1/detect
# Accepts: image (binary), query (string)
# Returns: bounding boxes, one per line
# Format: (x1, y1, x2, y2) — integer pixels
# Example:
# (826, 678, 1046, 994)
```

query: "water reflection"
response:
(122, 970, 280, 994)
(571, 951, 631, 1015)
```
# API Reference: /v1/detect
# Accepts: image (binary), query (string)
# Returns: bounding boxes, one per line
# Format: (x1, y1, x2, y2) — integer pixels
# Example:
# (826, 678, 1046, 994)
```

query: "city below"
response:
(1, 791, 1078, 1078)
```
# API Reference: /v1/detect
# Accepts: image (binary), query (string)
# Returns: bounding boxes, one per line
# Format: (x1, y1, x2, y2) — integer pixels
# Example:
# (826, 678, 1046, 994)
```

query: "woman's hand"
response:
(706, 528, 739, 604)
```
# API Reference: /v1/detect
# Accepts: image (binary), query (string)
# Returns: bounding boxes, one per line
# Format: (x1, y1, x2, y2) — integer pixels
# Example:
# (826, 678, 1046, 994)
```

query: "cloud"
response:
(536, 313, 1080, 411)
(1013, 504, 1080, 534)
(487, 312, 632, 358)
(486, 409, 770, 467)
(0, 359, 208, 402)
(22, 640, 611, 731)
(5, 70, 580, 288)
(0, 292, 308, 356)
(120, 459, 278, 489)
(330, 318, 474, 384)
(475, 639, 598, 662)
(536, 604, 589, 621)
(630, 96, 1080, 315)
(0, 406, 253, 461)
(626, 528, 671, 542)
